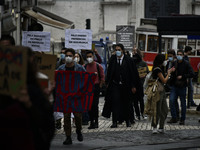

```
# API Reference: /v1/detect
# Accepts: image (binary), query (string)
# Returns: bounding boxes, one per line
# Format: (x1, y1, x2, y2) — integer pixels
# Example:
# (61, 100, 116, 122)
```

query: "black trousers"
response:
(88, 84, 100, 122)
(110, 83, 131, 123)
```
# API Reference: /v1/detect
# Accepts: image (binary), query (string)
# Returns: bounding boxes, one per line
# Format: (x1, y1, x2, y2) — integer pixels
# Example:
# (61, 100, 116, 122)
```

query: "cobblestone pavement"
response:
(51, 97, 200, 150)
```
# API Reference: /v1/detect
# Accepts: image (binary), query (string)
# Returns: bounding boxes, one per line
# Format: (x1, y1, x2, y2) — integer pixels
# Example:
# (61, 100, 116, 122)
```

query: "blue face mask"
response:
(60, 54, 65, 60)
(116, 51, 122, 57)
(177, 55, 183, 61)
(168, 57, 173, 62)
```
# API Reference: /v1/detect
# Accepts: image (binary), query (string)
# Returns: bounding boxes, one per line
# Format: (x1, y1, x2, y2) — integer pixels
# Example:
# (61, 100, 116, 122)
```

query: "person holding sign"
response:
(57, 48, 86, 145)
(84, 51, 105, 129)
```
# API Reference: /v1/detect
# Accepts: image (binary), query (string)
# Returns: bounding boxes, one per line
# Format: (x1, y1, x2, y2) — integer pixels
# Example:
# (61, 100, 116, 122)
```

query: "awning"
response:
(22, 7, 74, 30)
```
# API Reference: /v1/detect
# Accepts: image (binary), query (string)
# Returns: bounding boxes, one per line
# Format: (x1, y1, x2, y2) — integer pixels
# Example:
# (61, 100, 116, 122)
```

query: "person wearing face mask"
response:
(56, 48, 67, 69)
(74, 52, 85, 65)
(57, 48, 86, 145)
(151, 54, 175, 134)
(167, 49, 194, 125)
(166, 50, 180, 122)
(132, 49, 149, 120)
(84, 51, 105, 129)
(102, 43, 140, 128)
(183, 46, 196, 107)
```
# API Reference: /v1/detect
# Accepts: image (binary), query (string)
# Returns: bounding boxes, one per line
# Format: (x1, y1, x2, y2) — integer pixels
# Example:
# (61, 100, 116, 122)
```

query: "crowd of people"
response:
(0, 34, 199, 149)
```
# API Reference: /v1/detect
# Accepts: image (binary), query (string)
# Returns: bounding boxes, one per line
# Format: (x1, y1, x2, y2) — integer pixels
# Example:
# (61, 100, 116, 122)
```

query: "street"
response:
(50, 97, 200, 150)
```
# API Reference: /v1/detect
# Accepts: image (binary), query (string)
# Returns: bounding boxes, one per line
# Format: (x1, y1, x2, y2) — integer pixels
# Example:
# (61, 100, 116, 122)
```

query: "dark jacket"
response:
(102, 54, 141, 118)
(169, 59, 194, 87)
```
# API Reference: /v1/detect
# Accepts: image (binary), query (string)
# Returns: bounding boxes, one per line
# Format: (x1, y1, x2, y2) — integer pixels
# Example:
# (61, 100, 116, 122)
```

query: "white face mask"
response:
(163, 60, 168, 67)
(87, 57, 93, 63)
(65, 56, 73, 63)
(74, 57, 80, 63)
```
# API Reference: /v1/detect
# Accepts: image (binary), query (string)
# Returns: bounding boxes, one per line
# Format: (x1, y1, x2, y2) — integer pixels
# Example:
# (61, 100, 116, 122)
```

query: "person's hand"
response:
(177, 75, 182, 80)
(131, 87, 136, 94)
(93, 49, 98, 54)
(100, 80, 105, 88)
(12, 88, 32, 108)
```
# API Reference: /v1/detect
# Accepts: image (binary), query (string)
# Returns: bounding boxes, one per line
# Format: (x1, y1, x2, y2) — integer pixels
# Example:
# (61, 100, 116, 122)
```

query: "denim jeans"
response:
(169, 86, 187, 121)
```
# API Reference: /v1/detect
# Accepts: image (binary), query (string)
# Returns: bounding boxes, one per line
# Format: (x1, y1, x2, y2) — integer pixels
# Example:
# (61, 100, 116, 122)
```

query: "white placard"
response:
(65, 29, 92, 50)
(22, 31, 51, 52)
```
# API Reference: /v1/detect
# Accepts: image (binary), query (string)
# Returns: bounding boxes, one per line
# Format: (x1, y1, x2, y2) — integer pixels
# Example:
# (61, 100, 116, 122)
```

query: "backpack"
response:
(144, 67, 163, 124)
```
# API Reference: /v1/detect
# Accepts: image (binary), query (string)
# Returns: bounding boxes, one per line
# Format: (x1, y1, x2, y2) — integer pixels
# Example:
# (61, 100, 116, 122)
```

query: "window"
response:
(138, 34, 146, 51)
(147, 35, 158, 52)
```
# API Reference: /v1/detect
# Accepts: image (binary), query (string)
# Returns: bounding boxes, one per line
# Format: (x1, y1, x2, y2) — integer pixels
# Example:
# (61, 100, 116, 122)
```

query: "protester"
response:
(102, 43, 140, 128)
(74, 52, 89, 125)
(167, 50, 194, 125)
(0, 34, 15, 46)
(0, 46, 55, 150)
(184, 46, 196, 107)
(57, 48, 85, 145)
(84, 51, 105, 129)
(74, 52, 85, 65)
(56, 48, 67, 69)
(166, 50, 180, 121)
(150, 54, 175, 134)
(132, 48, 149, 120)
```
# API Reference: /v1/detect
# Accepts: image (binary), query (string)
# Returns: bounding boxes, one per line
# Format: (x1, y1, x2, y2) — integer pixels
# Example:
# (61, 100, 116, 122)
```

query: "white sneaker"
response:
(158, 128, 164, 133)
(152, 128, 158, 134)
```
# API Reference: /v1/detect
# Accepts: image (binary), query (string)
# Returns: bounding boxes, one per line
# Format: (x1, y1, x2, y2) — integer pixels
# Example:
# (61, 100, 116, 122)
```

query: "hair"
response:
(115, 43, 125, 53)
(28, 23, 44, 31)
(184, 46, 192, 53)
(86, 50, 94, 56)
(177, 49, 184, 55)
(65, 48, 75, 56)
(75, 52, 85, 65)
(168, 49, 176, 56)
(153, 54, 165, 70)
(0, 34, 15, 45)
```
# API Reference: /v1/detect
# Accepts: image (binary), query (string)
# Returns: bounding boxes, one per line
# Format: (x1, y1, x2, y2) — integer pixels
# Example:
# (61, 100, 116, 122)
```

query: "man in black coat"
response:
(102, 43, 140, 128)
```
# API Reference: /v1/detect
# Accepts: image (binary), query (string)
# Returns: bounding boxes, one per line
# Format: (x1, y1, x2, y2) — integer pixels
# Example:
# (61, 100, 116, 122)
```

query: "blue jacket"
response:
(57, 63, 86, 72)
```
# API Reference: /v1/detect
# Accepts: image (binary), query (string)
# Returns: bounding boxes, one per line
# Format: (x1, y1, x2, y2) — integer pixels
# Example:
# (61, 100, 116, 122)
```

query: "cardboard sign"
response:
(54, 71, 96, 113)
(65, 29, 92, 50)
(0, 46, 27, 95)
(34, 53, 57, 81)
(138, 67, 147, 78)
(22, 31, 51, 52)
(116, 25, 135, 51)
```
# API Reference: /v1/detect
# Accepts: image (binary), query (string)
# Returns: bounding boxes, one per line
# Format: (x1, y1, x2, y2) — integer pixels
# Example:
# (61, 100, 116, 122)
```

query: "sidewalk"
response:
(51, 97, 200, 150)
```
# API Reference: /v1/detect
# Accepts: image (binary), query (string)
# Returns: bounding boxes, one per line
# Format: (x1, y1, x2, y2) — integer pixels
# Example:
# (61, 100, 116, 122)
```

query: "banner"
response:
(65, 29, 92, 50)
(116, 25, 135, 51)
(54, 71, 96, 113)
(0, 46, 27, 95)
(22, 31, 51, 52)
(34, 53, 57, 81)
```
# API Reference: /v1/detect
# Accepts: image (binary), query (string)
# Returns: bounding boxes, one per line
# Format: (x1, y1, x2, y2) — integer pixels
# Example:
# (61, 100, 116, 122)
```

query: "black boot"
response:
(110, 122, 117, 128)
(88, 121, 95, 129)
(63, 136, 72, 145)
(76, 130, 83, 142)
(94, 120, 98, 128)
(126, 121, 131, 127)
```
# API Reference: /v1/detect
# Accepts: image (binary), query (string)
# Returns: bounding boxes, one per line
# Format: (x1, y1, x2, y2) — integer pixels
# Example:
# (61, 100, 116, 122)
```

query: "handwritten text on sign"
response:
(22, 31, 51, 52)
(0, 46, 27, 95)
(65, 29, 92, 50)
(54, 71, 96, 113)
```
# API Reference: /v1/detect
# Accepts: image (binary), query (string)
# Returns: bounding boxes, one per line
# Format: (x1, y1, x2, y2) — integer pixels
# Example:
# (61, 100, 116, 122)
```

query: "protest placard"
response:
(65, 29, 92, 50)
(116, 25, 135, 51)
(138, 67, 147, 78)
(34, 53, 57, 81)
(0, 46, 27, 95)
(22, 31, 51, 52)
(54, 71, 96, 113)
